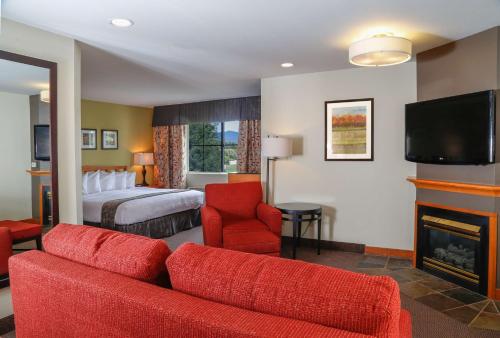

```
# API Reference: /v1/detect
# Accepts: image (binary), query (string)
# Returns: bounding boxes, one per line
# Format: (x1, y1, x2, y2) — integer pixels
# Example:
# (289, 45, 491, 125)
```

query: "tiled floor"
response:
(281, 245, 500, 333)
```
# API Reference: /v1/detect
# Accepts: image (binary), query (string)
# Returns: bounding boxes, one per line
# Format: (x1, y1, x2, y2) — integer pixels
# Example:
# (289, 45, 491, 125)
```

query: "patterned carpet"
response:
(1, 226, 499, 337)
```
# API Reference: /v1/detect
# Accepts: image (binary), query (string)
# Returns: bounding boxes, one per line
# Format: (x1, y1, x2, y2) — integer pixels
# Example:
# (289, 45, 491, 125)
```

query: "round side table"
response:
(275, 203, 322, 259)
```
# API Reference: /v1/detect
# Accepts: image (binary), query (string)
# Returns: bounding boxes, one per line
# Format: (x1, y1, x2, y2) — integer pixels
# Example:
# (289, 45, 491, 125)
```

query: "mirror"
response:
(0, 51, 58, 228)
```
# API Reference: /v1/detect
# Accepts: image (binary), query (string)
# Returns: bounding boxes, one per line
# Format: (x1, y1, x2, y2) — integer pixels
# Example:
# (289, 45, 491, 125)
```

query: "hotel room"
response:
(1, 1, 500, 337)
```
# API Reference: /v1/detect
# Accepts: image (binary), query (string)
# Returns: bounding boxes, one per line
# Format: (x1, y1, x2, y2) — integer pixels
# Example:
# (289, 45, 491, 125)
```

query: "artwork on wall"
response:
(81, 129, 97, 150)
(325, 98, 374, 161)
(101, 129, 119, 150)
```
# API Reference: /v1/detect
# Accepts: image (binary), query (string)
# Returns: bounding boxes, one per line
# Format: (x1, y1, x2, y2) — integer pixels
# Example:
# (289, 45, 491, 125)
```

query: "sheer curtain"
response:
(153, 125, 187, 188)
(237, 120, 261, 173)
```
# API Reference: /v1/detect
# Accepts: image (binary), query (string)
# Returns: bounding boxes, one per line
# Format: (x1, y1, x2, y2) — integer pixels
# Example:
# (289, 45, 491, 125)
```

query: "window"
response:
(189, 121, 239, 172)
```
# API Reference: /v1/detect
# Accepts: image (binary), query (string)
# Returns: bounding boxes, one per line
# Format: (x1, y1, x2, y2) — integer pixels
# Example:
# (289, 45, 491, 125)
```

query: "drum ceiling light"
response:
(349, 34, 412, 67)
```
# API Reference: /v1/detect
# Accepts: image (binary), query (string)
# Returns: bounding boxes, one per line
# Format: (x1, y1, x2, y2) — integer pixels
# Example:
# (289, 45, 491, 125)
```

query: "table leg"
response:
(297, 215, 302, 247)
(292, 217, 299, 259)
(317, 215, 322, 255)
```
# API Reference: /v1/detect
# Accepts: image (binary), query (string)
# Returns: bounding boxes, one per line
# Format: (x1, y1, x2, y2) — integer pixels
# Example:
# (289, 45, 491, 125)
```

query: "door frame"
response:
(0, 50, 59, 225)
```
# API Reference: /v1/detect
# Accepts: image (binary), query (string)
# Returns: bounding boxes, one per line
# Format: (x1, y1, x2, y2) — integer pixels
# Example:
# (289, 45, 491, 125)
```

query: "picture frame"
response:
(81, 128, 97, 150)
(101, 129, 119, 150)
(324, 98, 374, 161)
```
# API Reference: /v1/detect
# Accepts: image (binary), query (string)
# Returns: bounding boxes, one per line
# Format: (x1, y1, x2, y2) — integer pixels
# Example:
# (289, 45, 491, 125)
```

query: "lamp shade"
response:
(134, 152, 154, 165)
(40, 90, 50, 103)
(262, 137, 292, 158)
(349, 35, 412, 67)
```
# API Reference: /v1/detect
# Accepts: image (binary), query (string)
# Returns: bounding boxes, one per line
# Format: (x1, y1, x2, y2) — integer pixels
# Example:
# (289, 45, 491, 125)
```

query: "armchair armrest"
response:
(201, 206, 223, 247)
(0, 227, 12, 275)
(257, 203, 282, 236)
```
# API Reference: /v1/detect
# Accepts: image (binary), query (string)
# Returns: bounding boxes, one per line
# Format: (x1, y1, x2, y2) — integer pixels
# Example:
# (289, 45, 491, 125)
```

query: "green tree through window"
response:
(189, 121, 239, 172)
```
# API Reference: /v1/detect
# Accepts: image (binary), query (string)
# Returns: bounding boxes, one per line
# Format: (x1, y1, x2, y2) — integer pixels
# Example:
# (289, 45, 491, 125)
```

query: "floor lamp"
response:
(262, 136, 292, 204)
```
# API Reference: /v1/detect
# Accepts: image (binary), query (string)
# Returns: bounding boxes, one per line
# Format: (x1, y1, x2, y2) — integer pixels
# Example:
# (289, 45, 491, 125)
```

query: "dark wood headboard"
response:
(82, 165, 128, 173)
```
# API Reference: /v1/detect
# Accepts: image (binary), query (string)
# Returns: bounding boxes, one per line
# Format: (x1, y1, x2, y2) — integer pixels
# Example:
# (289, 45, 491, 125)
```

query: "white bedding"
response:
(83, 187, 204, 225)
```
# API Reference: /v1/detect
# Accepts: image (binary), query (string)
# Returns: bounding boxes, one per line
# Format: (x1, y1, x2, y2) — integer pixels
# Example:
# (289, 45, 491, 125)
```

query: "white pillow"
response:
(115, 171, 128, 190)
(126, 172, 136, 189)
(82, 172, 88, 195)
(100, 171, 116, 191)
(86, 171, 101, 194)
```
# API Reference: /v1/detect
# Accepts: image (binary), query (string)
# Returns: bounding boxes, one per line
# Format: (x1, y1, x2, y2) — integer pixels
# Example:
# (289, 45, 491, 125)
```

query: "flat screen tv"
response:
(34, 124, 50, 161)
(405, 90, 496, 165)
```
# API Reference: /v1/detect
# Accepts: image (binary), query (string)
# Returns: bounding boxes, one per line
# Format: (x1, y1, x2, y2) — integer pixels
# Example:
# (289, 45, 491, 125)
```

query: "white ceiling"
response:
(0, 59, 49, 95)
(3, 0, 500, 107)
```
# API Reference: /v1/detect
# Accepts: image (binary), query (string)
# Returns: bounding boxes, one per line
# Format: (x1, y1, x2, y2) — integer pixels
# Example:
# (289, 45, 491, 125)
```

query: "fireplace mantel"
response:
(407, 177, 500, 198)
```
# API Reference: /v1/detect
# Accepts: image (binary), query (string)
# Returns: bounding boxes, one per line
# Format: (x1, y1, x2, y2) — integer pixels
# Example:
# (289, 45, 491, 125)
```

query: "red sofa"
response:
(10, 224, 412, 338)
(202, 182, 282, 256)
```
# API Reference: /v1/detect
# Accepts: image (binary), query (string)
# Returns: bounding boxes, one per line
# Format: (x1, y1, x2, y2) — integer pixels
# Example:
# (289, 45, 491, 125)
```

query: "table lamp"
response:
(134, 152, 154, 186)
(262, 136, 292, 204)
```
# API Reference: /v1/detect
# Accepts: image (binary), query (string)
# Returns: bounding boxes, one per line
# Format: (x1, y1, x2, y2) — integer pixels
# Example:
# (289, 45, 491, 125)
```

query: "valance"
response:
(153, 96, 260, 126)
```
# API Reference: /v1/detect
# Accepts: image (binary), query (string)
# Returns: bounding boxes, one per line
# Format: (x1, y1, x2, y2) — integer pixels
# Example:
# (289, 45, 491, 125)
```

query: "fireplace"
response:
(416, 205, 490, 295)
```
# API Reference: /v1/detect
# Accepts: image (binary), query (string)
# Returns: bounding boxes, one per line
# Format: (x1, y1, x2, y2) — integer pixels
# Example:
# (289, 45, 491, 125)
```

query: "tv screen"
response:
(34, 124, 50, 161)
(405, 90, 496, 165)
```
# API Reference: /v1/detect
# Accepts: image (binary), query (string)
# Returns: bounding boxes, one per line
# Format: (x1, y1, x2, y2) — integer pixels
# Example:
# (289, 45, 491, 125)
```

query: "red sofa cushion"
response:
(205, 182, 263, 221)
(10, 250, 371, 338)
(0, 227, 12, 275)
(43, 224, 171, 282)
(0, 220, 42, 240)
(167, 243, 402, 338)
(223, 221, 281, 254)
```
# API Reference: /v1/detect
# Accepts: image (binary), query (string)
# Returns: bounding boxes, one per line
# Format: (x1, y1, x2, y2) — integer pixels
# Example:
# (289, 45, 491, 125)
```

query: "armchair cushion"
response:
(0, 220, 42, 241)
(257, 203, 282, 236)
(223, 220, 280, 254)
(201, 206, 223, 247)
(205, 182, 263, 221)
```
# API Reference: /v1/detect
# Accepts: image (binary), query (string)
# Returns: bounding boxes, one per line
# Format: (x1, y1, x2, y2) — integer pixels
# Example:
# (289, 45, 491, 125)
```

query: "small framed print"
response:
(325, 98, 374, 161)
(81, 129, 97, 150)
(101, 129, 119, 150)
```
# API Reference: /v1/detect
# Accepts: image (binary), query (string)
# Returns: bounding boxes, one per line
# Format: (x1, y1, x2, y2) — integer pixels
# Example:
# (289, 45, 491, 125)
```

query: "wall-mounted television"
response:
(34, 124, 50, 161)
(405, 90, 496, 165)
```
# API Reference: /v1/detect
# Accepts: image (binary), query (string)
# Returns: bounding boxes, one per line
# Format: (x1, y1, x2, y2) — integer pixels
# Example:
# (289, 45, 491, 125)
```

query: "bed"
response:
(82, 166, 204, 239)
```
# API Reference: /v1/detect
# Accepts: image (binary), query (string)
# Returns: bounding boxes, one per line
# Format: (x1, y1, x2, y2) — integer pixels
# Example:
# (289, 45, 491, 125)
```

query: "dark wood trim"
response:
(364, 246, 413, 259)
(281, 236, 365, 253)
(0, 49, 59, 225)
(324, 98, 374, 161)
(0, 314, 15, 335)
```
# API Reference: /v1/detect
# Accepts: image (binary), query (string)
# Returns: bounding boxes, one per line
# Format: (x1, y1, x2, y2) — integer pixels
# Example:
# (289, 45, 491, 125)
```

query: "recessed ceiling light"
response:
(110, 18, 134, 28)
(281, 62, 294, 68)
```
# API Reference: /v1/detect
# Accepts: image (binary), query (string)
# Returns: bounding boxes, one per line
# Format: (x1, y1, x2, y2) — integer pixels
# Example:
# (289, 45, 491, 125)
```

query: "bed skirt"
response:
(84, 208, 201, 239)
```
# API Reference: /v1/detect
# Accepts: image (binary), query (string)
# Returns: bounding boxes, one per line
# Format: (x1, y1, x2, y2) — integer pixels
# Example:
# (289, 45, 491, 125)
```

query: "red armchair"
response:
(0, 227, 13, 287)
(202, 182, 282, 256)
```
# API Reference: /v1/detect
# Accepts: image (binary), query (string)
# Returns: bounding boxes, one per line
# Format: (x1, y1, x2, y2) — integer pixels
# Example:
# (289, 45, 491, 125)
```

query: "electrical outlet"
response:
(31, 162, 37, 168)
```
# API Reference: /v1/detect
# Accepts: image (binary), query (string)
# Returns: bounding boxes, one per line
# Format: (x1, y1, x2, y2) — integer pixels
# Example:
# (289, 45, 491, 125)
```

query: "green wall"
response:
(81, 100, 154, 184)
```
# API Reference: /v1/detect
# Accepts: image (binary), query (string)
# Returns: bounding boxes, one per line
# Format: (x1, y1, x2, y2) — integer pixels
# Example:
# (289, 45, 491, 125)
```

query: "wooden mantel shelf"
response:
(407, 177, 500, 198)
(26, 170, 51, 177)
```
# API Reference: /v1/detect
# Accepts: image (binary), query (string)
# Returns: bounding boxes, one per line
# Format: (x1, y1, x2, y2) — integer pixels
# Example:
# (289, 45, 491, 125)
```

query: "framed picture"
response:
(325, 98, 374, 161)
(81, 129, 97, 150)
(101, 129, 119, 150)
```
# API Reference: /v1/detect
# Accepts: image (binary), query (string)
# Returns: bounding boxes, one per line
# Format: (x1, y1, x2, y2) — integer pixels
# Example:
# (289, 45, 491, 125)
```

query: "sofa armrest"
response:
(201, 206, 223, 247)
(0, 227, 12, 275)
(257, 203, 282, 236)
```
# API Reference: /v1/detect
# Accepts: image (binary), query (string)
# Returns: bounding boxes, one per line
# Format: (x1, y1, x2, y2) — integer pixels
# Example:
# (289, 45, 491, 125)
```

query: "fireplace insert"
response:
(416, 205, 489, 295)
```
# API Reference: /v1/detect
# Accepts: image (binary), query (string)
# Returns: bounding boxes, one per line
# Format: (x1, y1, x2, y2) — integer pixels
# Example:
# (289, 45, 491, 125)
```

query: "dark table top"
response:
(275, 202, 322, 214)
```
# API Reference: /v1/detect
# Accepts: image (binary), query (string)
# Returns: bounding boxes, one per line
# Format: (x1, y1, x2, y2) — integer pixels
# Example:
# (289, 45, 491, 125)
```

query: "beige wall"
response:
(0, 91, 32, 220)
(261, 63, 417, 250)
(0, 19, 82, 223)
(81, 100, 154, 184)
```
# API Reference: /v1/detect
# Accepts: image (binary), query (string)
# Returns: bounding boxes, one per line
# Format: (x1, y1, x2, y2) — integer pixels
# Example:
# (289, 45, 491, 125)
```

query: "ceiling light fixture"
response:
(110, 18, 134, 28)
(349, 34, 412, 67)
(281, 62, 294, 68)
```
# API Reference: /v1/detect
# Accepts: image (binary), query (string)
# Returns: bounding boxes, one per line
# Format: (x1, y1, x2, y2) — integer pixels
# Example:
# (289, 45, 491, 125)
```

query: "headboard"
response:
(82, 165, 128, 173)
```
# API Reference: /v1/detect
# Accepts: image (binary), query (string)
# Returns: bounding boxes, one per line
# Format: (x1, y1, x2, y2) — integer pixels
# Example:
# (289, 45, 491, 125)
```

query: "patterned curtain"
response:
(153, 125, 187, 188)
(237, 120, 261, 173)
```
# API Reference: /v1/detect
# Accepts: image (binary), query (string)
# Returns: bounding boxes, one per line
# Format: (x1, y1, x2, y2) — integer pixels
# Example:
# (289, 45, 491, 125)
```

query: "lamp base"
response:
(141, 165, 149, 186)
